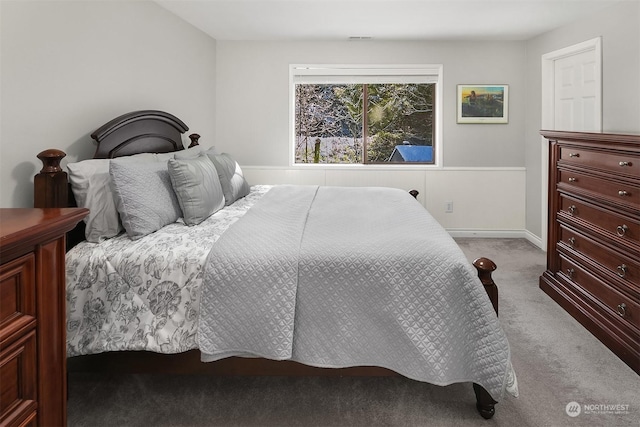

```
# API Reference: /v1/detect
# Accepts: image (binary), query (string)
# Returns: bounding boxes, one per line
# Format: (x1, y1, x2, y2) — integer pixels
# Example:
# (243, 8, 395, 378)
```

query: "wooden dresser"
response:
(540, 130, 639, 373)
(0, 208, 87, 427)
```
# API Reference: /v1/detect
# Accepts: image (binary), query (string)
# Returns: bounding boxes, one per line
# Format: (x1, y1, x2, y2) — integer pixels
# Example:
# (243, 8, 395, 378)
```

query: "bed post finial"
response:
(188, 133, 200, 148)
(473, 257, 498, 315)
(34, 149, 68, 208)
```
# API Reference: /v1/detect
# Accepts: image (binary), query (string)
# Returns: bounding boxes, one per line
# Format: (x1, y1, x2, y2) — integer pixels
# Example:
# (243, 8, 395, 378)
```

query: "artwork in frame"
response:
(457, 84, 509, 124)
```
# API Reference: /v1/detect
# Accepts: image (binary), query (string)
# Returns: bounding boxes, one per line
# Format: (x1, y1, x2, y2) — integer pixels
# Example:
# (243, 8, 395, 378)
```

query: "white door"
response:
(553, 49, 600, 131)
(540, 38, 602, 250)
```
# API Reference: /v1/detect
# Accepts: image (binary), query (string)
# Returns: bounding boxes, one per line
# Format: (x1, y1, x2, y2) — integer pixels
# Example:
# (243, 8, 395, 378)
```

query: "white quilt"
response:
(198, 185, 518, 399)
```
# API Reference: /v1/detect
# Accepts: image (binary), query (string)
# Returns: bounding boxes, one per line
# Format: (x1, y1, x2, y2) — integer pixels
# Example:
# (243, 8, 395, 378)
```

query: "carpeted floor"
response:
(67, 238, 639, 426)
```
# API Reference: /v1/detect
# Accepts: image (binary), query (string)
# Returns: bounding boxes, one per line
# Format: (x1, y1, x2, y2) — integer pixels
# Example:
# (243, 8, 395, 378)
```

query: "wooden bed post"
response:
(188, 133, 201, 148)
(472, 256, 499, 419)
(34, 149, 68, 208)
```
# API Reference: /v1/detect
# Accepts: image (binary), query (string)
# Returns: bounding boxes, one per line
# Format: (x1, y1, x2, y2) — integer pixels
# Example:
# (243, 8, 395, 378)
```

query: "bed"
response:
(34, 110, 517, 419)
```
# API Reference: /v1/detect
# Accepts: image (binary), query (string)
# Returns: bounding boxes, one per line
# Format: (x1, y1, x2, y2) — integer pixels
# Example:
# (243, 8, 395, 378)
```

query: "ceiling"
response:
(156, 0, 626, 42)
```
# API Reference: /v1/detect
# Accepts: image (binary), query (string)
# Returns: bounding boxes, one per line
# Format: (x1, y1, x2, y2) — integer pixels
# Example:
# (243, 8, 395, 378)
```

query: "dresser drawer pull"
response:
(568, 177, 577, 183)
(618, 190, 629, 197)
(619, 161, 632, 167)
(616, 303, 627, 319)
(616, 264, 628, 278)
(568, 153, 580, 158)
(566, 268, 575, 279)
(616, 224, 629, 237)
(568, 205, 577, 215)
(568, 237, 576, 247)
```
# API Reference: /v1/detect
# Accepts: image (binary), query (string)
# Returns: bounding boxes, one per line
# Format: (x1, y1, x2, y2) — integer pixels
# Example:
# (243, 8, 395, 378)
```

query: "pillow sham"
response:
(67, 152, 156, 242)
(109, 159, 182, 240)
(206, 152, 250, 205)
(172, 145, 204, 160)
(168, 154, 225, 225)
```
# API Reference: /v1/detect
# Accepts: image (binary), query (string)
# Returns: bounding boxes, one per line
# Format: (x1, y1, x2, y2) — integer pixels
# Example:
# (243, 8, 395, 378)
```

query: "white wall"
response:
(524, 1, 640, 240)
(216, 40, 528, 237)
(216, 40, 526, 167)
(0, 0, 217, 208)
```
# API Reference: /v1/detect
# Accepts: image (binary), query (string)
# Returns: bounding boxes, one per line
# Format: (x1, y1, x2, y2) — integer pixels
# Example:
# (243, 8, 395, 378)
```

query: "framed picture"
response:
(457, 84, 509, 124)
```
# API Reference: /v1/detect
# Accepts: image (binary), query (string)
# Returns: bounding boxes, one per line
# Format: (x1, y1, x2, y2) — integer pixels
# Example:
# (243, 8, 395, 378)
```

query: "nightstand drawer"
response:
(0, 254, 36, 345)
(0, 330, 38, 426)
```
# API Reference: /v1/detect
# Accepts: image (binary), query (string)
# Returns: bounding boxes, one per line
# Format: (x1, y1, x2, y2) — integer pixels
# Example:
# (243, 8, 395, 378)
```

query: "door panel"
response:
(553, 49, 598, 131)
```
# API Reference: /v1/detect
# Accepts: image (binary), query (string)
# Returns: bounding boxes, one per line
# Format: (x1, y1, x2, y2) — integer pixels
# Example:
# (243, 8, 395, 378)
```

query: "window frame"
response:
(289, 64, 443, 168)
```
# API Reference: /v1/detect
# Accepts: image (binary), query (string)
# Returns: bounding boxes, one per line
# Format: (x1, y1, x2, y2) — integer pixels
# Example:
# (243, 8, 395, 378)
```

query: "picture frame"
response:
(457, 84, 509, 124)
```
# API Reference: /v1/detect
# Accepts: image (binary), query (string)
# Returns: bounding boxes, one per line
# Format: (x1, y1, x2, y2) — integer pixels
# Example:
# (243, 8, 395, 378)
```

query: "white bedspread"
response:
(198, 185, 518, 399)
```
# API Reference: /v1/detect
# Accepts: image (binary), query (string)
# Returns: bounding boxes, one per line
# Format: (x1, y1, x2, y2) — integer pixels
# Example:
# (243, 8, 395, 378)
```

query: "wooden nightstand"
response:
(0, 208, 88, 427)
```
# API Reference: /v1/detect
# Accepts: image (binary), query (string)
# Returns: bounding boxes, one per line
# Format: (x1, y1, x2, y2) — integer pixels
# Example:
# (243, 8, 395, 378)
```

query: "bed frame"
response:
(34, 110, 501, 419)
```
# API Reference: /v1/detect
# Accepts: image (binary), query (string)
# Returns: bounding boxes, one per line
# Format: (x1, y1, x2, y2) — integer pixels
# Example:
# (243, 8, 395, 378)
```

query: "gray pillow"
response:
(206, 152, 250, 205)
(109, 159, 182, 240)
(168, 154, 225, 225)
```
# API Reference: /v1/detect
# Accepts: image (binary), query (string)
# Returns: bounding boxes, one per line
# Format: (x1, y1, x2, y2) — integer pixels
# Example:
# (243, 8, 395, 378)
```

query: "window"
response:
(291, 65, 442, 165)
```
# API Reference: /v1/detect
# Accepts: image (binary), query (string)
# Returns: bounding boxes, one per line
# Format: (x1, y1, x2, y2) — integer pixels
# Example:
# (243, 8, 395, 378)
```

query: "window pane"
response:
(295, 84, 362, 164)
(366, 83, 434, 164)
(294, 82, 435, 164)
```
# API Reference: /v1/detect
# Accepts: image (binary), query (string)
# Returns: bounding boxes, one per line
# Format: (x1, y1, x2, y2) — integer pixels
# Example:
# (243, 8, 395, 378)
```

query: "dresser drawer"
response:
(558, 255, 639, 331)
(558, 168, 639, 212)
(559, 145, 639, 178)
(0, 254, 36, 345)
(559, 194, 640, 247)
(0, 330, 38, 426)
(558, 226, 640, 296)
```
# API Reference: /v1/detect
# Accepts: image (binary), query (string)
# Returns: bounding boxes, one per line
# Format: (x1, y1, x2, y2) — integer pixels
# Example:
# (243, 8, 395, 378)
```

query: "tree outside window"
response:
(295, 83, 434, 164)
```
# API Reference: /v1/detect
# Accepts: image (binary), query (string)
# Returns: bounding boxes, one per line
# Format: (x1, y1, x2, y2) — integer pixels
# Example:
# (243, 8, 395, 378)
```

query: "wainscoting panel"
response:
(242, 166, 526, 237)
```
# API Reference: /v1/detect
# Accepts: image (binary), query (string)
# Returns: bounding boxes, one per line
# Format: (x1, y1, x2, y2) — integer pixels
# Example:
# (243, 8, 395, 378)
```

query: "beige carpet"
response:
(67, 239, 639, 426)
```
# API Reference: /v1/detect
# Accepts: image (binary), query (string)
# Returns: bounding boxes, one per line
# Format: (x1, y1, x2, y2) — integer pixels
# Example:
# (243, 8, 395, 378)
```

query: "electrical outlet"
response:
(445, 201, 453, 213)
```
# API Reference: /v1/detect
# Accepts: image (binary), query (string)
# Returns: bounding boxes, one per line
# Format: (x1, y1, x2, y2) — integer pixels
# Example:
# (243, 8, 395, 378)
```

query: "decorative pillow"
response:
(67, 152, 156, 242)
(173, 145, 204, 160)
(109, 159, 182, 240)
(206, 152, 250, 205)
(155, 151, 179, 162)
(168, 154, 225, 225)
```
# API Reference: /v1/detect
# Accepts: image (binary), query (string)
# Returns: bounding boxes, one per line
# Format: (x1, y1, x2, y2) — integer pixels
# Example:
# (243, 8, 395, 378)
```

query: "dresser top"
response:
(0, 208, 88, 254)
(540, 130, 640, 145)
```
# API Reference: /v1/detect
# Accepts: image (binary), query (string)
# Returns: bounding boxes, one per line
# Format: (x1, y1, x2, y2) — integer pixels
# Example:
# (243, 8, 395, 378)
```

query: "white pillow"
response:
(68, 159, 121, 242)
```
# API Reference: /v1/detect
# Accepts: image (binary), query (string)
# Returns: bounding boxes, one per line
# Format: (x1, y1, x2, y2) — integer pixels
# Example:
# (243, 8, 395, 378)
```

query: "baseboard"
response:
(447, 229, 545, 250)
